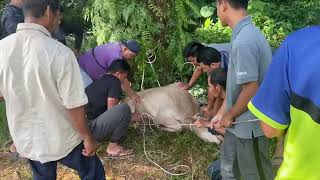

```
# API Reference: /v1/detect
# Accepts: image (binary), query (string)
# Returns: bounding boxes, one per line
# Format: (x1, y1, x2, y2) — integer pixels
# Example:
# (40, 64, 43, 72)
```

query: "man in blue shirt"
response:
(248, 26, 320, 180)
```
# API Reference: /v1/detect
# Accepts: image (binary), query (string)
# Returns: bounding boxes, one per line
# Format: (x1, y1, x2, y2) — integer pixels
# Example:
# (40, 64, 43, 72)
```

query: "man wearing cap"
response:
(78, 40, 141, 102)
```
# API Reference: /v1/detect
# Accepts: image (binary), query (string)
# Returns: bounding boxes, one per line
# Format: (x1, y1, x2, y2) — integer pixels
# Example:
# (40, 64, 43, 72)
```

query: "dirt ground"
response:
(0, 152, 194, 180)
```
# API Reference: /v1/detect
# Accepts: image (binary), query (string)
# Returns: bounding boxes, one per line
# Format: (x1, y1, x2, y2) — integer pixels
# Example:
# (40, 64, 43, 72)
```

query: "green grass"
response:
(0, 102, 10, 148)
(119, 128, 220, 179)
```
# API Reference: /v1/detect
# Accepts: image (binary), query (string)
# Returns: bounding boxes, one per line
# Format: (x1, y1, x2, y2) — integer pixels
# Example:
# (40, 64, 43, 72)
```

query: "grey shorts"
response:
(220, 131, 274, 180)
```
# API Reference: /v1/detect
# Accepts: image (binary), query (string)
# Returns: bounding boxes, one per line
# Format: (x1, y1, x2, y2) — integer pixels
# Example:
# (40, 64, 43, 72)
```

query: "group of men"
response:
(0, 0, 319, 180)
(184, 0, 320, 180)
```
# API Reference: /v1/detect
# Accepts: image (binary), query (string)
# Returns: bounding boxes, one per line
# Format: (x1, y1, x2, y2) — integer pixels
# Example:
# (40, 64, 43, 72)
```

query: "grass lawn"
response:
(0, 102, 10, 150)
(0, 102, 220, 179)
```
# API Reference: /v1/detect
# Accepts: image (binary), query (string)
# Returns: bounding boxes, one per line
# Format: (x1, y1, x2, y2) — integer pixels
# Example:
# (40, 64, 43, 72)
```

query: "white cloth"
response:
(0, 23, 88, 163)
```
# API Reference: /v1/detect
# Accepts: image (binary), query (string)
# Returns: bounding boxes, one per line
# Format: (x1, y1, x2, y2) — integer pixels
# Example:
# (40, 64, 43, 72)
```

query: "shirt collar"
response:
(231, 16, 252, 41)
(16, 23, 52, 37)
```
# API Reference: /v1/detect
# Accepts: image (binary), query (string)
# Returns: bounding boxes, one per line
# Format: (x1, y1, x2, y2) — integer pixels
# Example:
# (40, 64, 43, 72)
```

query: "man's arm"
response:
(210, 98, 227, 129)
(212, 96, 224, 115)
(186, 66, 203, 89)
(121, 78, 141, 103)
(107, 98, 120, 109)
(260, 121, 285, 138)
(220, 81, 259, 128)
(54, 48, 98, 156)
(66, 106, 97, 156)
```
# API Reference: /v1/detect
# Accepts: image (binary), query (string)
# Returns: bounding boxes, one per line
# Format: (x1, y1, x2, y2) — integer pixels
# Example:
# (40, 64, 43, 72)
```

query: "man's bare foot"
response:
(10, 143, 16, 153)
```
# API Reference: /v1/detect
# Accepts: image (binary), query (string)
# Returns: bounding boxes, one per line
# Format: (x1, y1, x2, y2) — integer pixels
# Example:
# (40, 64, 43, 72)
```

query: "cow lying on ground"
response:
(125, 83, 222, 144)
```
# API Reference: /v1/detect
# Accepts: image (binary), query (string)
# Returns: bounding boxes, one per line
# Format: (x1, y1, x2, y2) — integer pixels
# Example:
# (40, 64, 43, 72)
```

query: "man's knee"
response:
(119, 103, 131, 114)
(117, 103, 132, 120)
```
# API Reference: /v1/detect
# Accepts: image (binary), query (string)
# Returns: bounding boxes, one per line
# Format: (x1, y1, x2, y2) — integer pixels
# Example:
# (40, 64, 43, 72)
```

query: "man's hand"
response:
(130, 93, 142, 104)
(219, 113, 234, 128)
(210, 115, 221, 129)
(82, 136, 98, 157)
(201, 106, 213, 117)
(178, 82, 190, 90)
(193, 119, 210, 128)
(131, 112, 142, 123)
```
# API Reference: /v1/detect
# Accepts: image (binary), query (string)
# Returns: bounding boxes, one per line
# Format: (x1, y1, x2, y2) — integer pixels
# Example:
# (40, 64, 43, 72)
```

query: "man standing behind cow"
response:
(213, 0, 274, 179)
(78, 40, 142, 103)
(0, 0, 105, 179)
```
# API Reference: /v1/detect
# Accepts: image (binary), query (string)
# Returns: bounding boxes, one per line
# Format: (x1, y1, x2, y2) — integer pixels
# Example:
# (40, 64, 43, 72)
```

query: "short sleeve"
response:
(233, 43, 259, 84)
(108, 78, 122, 100)
(54, 47, 88, 109)
(248, 41, 291, 130)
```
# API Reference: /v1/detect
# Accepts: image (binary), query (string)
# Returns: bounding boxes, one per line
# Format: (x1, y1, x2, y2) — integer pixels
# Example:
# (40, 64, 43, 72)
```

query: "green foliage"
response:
(85, 0, 206, 89)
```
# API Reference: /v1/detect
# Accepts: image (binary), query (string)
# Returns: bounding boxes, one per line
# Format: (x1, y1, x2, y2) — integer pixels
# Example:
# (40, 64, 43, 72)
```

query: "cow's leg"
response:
(192, 127, 221, 144)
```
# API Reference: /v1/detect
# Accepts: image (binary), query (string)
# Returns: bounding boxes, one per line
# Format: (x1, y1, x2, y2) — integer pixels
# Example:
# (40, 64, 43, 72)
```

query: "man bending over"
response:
(85, 60, 136, 157)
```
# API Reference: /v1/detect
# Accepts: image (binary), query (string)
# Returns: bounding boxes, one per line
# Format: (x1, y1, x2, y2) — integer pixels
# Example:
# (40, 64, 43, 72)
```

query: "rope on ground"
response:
(138, 110, 260, 177)
(140, 112, 192, 177)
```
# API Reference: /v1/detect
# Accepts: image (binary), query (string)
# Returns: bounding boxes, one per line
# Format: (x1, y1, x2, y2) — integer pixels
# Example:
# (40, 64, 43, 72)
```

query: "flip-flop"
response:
(106, 148, 134, 159)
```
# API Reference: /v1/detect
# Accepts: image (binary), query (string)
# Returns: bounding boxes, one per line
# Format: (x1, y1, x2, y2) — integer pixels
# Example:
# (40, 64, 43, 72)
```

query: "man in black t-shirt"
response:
(85, 60, 133, 157)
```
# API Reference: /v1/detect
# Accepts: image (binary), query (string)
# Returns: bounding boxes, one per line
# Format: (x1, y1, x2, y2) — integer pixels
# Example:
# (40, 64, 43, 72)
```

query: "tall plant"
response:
(85, 0, 207, 89)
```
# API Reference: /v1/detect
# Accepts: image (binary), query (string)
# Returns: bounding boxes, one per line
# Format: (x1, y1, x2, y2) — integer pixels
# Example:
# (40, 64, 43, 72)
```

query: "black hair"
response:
(106, 59, 131, 74)
(183, 41, 205, 59)
(197, 47, 221, 64)
(210, 68, 227, 90)
(218, 0, 249, 10)
(23, 0, 60, 18)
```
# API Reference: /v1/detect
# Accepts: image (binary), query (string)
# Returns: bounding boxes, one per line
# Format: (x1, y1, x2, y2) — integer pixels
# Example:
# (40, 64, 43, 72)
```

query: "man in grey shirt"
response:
(213, 0, 274, 179)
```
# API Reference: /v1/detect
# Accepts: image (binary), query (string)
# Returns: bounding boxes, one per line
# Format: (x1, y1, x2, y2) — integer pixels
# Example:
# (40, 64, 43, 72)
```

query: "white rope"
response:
(184, 62, 196, 71)
(146, 49, 161, 87)
(138, 110, 261, 177)
(232, 119, 260, 125)
(140, 68, 145, 91)
(140, 112, 192, 177)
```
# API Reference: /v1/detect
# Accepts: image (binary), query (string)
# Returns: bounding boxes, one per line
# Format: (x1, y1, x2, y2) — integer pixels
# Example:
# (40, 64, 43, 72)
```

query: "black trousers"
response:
(29, 143, 105, 180)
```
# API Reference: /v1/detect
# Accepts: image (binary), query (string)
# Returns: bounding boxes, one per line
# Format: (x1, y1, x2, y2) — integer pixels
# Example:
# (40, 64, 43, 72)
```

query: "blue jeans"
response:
(208, 159, 222, 180)
(29, 143, 105, 180)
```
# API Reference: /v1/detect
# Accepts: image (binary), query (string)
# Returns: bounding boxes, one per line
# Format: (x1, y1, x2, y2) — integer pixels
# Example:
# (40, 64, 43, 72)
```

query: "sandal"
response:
(106, 147, 134, 159)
